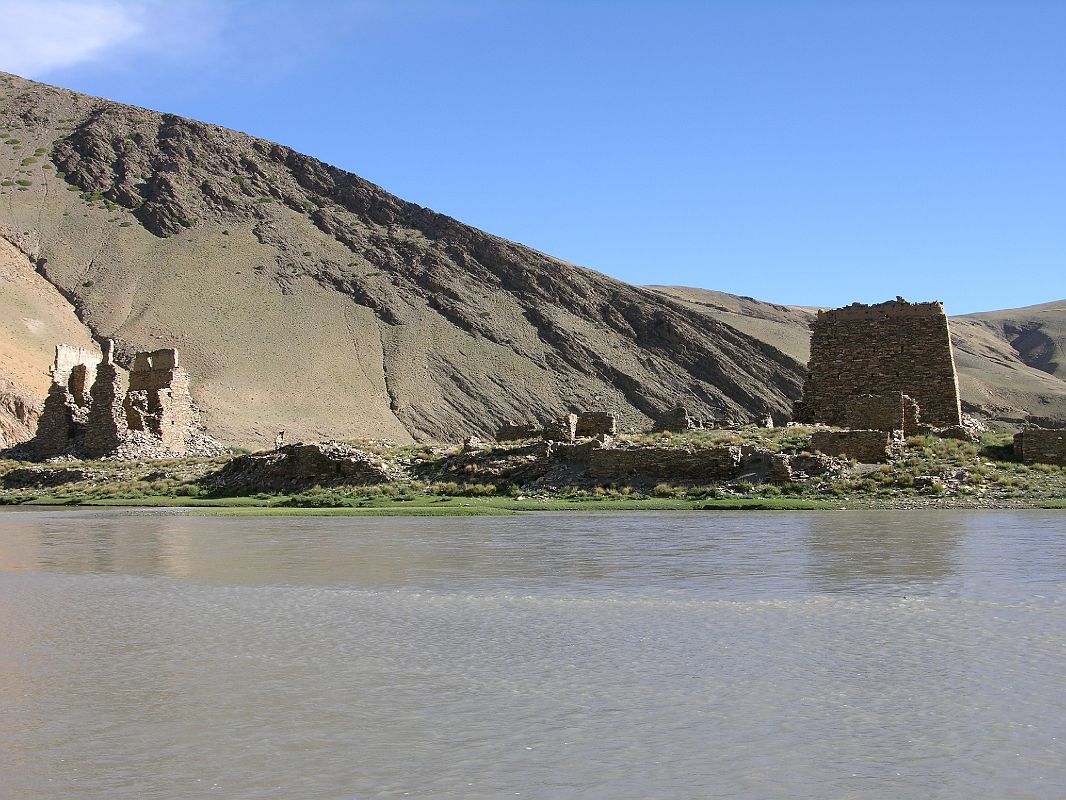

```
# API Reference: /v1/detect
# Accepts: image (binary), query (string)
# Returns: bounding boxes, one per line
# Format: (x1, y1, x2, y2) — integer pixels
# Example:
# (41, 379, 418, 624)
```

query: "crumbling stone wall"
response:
(496, 422, 542, 441)
(1014, 429, 1066, 466)
(82, 342, 130, 458)
(795, 299, 962, 428)
(653, 406, 705, 433)
(31, 345, 100, 458)
(809, 430, 900, 463)
(586, 446, 742, 485)
(496, 412, 618, 443)
(575, 412, 616, 438)
(28, 341, 207, 459)
(838, 393, 921, 434)
(543, 414, 578, 443)
(124, 349, 193, 454)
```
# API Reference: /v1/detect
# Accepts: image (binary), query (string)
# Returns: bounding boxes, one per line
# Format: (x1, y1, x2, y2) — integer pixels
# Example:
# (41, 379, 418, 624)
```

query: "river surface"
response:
(1, 509, 1064, 799)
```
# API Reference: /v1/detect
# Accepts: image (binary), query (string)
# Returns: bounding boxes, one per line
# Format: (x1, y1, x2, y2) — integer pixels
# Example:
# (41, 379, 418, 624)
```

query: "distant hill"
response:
(648, 287, 1066, 428)
(0, 71, 803, 448)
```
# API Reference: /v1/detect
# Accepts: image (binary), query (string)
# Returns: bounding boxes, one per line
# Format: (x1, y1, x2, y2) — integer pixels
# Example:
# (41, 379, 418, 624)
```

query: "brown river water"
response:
(1, 509, 1064, 799)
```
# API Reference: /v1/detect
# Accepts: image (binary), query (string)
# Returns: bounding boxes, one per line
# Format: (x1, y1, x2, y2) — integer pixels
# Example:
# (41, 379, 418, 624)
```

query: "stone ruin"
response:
(790, 298, 968, 462)
(32, 345, 102, 457)
(1014, 429, 1066, 466)
(28, 341, 216, 459)
(652, 406, 706, 433)
(496, 411, 617, 444)
(794, 298, 963, 429)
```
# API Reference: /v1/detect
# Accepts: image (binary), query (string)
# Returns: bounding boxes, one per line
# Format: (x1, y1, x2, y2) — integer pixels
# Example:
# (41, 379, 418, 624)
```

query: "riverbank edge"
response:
(3, 494, 1064, 516)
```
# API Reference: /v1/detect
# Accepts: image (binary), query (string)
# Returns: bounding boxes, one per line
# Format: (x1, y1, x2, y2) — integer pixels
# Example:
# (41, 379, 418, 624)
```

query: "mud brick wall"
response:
(575, 412, 617, 438)
(586, 446, 742, 485)
(1014, 429, 1066, 465)
(795, 300, 962, 428)
(809, 430, 898, 463)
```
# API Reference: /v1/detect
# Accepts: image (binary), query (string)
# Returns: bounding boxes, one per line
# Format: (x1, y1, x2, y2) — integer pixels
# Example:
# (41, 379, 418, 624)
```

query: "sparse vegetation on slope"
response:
(0, 70, 804, 450)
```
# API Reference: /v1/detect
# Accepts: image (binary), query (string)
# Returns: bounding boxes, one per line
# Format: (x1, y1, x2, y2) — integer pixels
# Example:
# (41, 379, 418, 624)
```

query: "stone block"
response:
(653, 406, 703, 432)
(586, 445, 741, 485)
(543, 414, 578, 443)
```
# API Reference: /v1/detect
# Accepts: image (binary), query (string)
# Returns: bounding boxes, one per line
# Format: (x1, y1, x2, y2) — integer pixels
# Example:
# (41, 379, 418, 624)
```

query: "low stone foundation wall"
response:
(810, 430, 899, 463)
(1014, 429, 1066, 465)
(203, 442, 394, 493)
(496, 423, 541, 441)
(575, 412, 616, 438)
(586, 446, 742, 485)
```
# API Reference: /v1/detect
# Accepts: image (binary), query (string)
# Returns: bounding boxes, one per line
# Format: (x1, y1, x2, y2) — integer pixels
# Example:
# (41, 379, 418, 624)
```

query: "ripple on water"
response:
(0, 510, 1064, 799)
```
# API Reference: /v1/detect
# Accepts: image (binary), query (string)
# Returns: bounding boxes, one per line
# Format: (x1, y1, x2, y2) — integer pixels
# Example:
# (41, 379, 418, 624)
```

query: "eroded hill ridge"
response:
(1, 71, 1064, 449)
(0, 71, 803, 446)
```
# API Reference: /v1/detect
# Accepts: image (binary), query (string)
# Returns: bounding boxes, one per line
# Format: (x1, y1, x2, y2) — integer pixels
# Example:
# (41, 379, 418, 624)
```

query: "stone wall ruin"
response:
(809, 429, 901, 463)
(32, 345, 101, 458)
(794, 299, 963, 429)
(28, 341, 208, 459)
(124, 349, 194, 452)
(1013, 429, 1066, 466)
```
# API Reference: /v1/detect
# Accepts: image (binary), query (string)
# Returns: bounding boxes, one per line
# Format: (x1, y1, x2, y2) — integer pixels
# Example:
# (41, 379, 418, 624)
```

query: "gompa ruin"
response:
(794, 298, 964, 432)
(28, 342, 215, 459)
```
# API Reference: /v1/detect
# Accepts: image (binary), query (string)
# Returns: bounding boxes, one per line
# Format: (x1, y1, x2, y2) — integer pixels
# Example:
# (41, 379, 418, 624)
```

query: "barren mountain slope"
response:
(645, 286, 816, 363)
(649, 286, 1066, 427)
(0, 229, 99, 446)
(0, 72, 804, 447)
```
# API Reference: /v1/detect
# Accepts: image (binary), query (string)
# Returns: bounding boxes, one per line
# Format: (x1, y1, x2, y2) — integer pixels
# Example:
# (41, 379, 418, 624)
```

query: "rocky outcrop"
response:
(0, 380, 37, 449)
(202, 442, 395, 493)
(2, 466, 88, 488)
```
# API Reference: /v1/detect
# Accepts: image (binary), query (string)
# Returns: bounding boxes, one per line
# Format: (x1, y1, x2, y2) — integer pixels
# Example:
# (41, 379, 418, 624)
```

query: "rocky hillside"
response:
(0, 72, 804, 447)
(648, 287, 1066, 427)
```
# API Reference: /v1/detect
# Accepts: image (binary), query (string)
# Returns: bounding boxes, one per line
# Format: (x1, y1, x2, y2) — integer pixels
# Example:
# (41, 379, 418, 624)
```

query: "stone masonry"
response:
(794, 299, 963, 428)
(124, 349, 194, 453)
(496, 422, 542, 441)
(29, 341, 204, 459)
(32, 345, 101, 458)
(82, 342, 130, 457)
(653, 406, 705, 433)
(810, 429, 901, 463)
(586, 446, 742, 485)
(1013, 429, 1066, 466)
(838, 393, 921, 434)
(575, 412, 616, 438)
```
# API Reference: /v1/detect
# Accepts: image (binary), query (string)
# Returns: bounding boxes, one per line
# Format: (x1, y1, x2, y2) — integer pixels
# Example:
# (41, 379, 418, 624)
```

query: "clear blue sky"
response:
(2, 0, 1063, 314)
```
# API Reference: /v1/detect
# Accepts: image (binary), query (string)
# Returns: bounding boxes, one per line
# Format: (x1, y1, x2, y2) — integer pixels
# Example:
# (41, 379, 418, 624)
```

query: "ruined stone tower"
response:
(793, 298, 963, 429)
(32, 345, 102, 458)
(28, 342, 199, 459)
(123, 349, 193, 453)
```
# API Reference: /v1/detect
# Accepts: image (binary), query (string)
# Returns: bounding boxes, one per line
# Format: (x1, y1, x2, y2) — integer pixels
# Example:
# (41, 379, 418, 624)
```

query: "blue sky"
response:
(1, 0, 1063, 314)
